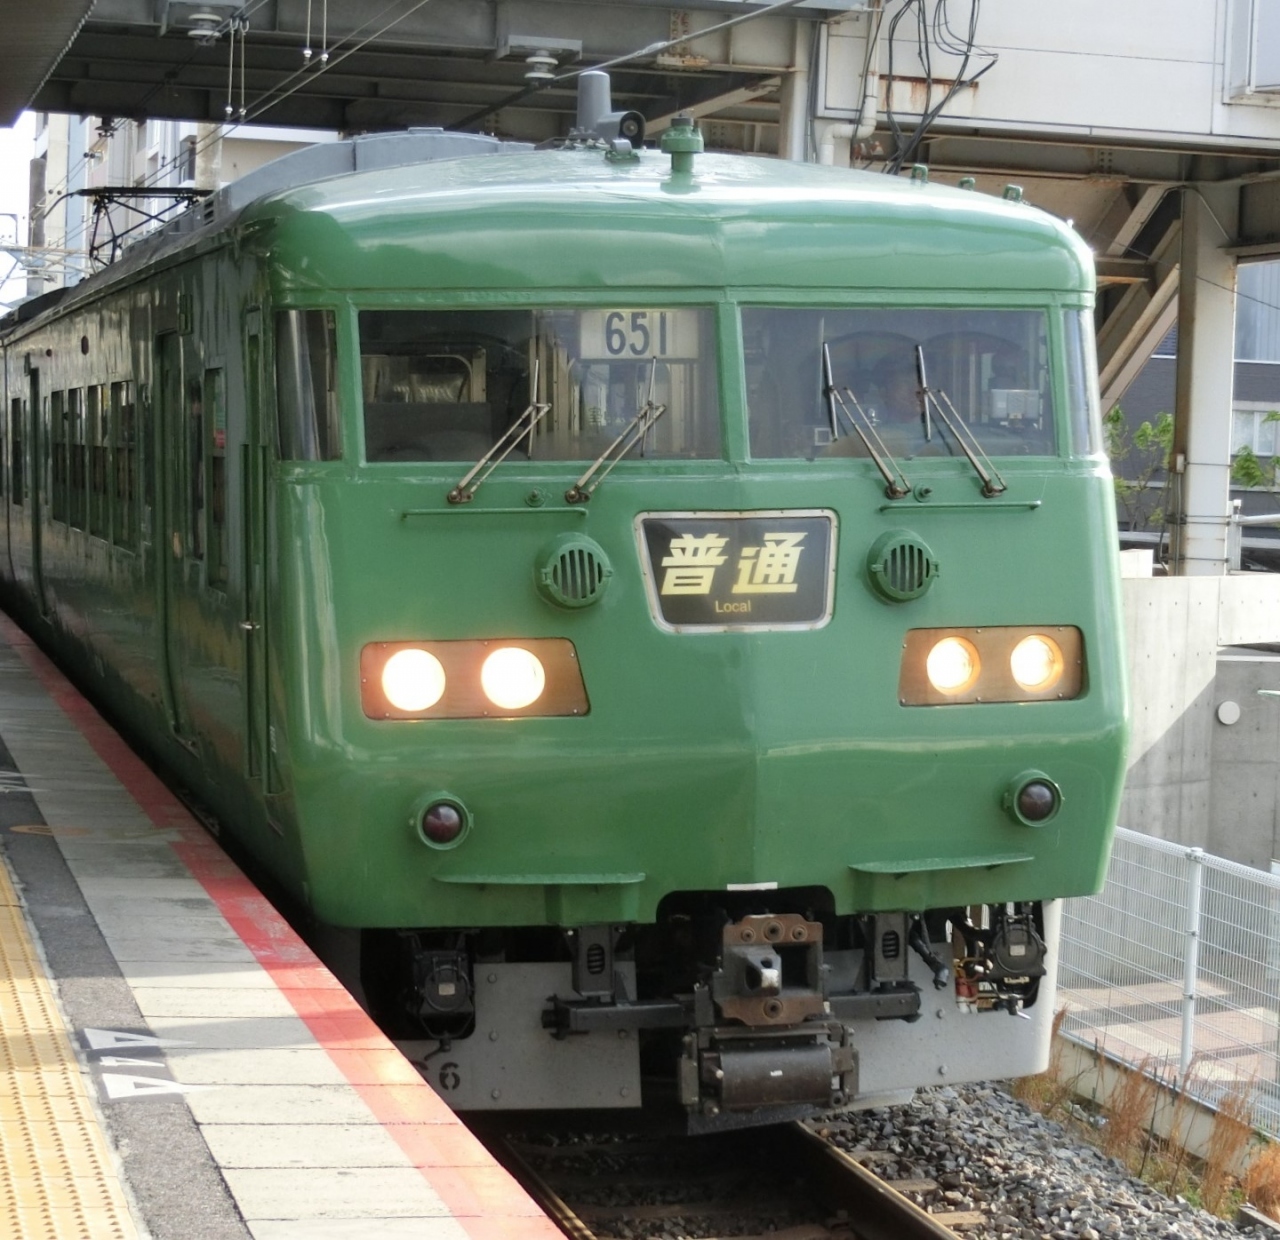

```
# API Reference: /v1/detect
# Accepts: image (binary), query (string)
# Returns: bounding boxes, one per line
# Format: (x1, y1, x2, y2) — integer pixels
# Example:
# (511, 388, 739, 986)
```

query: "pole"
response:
(1180, 847, 1204, 1080)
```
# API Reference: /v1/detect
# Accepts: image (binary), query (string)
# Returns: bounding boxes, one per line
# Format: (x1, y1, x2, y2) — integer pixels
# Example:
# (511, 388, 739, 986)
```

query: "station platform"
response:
(0, 614, 559, 1240)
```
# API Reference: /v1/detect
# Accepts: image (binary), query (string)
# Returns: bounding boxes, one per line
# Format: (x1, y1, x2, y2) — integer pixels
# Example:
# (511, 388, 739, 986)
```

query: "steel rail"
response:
(779, 1122, 962, 1240)
(489, 1117, 963, 1240)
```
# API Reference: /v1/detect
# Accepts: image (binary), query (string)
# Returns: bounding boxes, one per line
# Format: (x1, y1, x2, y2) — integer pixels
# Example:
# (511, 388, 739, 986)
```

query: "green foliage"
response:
(1232, 445, 1272, 489)
(1104, 407, 1174, 531)
(1231, 411, 1280, 490)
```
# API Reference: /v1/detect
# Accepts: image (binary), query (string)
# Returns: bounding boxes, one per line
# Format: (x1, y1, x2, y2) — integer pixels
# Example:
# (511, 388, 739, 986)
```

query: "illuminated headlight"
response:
(925, 637, 981, 695)
(481, 647, 546, 711)
(381, 648, 446, 712)
(900, 626, 1084, 706)
(360, 639, 587, 719)
(1009, 635, 1064, 693)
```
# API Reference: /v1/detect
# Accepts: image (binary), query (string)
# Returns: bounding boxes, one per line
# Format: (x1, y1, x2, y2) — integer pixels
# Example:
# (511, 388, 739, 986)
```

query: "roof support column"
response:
(778, 20, 813, 162)
(1169, 183, 1239, 576)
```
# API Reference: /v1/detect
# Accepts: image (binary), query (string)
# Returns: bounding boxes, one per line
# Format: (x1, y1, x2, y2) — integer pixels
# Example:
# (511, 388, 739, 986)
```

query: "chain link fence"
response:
(1059, 827, 1280, 1137)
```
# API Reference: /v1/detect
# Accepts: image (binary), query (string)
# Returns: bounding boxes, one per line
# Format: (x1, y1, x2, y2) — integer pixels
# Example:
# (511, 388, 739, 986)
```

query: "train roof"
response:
(1, 141, 1093, 337)
(250, 148, 1094, 299)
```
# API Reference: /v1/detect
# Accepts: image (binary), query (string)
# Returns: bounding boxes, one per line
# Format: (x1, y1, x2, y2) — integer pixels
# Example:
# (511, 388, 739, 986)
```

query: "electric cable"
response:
(884, 0, 997, 175)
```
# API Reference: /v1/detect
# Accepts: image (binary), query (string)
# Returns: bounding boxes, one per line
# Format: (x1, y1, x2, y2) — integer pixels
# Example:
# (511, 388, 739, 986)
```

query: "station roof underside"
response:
(0, 0, 818, 135)
(1, 0, 95, 128)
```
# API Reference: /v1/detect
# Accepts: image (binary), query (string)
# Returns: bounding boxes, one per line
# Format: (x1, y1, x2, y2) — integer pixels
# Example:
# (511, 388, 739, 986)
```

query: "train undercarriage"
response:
(364, 891, 1051, 1129)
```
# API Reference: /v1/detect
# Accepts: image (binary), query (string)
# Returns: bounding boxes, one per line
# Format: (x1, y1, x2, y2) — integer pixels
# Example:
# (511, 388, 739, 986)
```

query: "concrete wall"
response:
(1121, 575, 1219, 845)
(1207, 651, 1280, 866)
(1121, 572, 1280, 860)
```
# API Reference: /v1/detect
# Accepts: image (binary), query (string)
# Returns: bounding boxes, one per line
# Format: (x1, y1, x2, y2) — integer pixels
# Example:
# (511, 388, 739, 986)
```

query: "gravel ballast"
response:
(819, 1084, 1272, 1239)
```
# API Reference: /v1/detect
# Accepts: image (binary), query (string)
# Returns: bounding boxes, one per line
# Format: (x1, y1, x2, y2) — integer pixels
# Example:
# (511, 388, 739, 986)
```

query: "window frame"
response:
(735, 298, 1066, 463)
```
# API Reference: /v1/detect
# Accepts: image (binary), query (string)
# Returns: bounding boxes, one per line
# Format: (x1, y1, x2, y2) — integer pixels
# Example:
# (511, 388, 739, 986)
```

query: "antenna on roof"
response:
(572, 71, 646, 154)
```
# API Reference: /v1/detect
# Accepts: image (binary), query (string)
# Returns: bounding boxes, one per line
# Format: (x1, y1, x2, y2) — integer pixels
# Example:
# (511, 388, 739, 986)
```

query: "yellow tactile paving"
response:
(0, 861, 138, 1239)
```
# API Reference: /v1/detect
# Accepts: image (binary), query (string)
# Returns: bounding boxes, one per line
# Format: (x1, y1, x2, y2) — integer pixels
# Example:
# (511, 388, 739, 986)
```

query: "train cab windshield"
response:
(357, 308, 720, 463)
(743, 307, 1057, 461)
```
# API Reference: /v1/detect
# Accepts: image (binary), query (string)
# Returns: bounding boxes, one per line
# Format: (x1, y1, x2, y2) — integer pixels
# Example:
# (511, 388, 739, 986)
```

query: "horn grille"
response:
(537, 535, 612, 609)
(867, 531, 938, 602)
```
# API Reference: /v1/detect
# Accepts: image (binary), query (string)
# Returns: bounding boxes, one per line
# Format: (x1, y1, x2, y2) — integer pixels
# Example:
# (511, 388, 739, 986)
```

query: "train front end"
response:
(258, 146, 1127, 1124)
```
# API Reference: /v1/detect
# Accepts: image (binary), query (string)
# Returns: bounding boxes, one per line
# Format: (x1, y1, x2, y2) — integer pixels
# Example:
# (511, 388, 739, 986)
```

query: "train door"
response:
(156, 331, 195, 743)
(242, 314, 273, 789)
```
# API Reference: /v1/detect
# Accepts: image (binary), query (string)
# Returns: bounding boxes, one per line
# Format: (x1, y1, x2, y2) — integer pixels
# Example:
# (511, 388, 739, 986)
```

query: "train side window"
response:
(189, 378, 205, 560)
(275, 309, 341, 461)
(69, 388, 86, 531)
(13, 399, 24, 507)
(141, 384, 155, 533)
(205, 367, 228, 586)
(3, 399, 12, 502)
(110, 381, 136, 550)
(88, 384, 108, 539)
(51, 391, 67, 524)
(1064, 310, 1103, 457)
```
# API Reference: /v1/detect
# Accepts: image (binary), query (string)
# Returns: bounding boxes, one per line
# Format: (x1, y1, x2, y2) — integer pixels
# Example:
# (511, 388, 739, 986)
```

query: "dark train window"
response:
(111, 381, 136, 550)
(357, 307, 720, 463)
(69, 388, 86, 531)
(12, 399, 23, 507)
(205, 368, 227, 586)
(141, 383, 155, 518)
(275, 309, 340, 461)
(3, 399, 12, 501)
(742, 307, 1057, 460)
(88, 385, 108, 539)
(50, 391, 67, 523)
(189, 377, 204, 560)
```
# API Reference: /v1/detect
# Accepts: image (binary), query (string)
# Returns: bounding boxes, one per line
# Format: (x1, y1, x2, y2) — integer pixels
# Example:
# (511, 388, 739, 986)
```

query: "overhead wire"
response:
(35, 0, 434, 276)
(126, 0, 434, 202)
(38, 0, 278, 213)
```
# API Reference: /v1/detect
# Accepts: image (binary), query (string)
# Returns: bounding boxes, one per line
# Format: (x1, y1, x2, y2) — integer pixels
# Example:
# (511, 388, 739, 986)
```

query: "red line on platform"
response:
(0, 615, 559, 1238)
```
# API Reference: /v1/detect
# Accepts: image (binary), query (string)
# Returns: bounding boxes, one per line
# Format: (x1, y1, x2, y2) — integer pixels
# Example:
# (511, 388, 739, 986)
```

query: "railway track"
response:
(486, 1116, 980, 1240)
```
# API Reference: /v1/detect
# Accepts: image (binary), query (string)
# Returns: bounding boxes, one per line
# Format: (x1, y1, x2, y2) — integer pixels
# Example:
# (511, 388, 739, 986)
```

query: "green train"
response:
(0, 78, 1127, 1127)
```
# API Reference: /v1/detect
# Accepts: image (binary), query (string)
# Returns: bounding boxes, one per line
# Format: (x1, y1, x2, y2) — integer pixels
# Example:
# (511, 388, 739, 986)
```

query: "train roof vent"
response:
(537, 534, 613, 610)
(867, 531, 939, 602)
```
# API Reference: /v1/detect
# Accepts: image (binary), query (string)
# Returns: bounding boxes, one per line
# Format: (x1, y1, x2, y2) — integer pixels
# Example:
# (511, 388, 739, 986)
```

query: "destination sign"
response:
(637, 511, 836, 632)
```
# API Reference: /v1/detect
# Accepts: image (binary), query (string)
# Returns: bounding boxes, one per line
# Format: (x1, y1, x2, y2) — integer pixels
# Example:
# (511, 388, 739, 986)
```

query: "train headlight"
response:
(1009, 635, 1064, 693)
(381, 648, 446, 712)
(900, 626, 1084, 706)
(360, 639, 586, 719)
(926, 637, 981, 695)
(481, 647, 546, 710)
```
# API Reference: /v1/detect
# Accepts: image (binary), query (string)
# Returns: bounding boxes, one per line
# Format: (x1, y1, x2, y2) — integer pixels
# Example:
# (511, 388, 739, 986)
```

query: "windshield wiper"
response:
(822, 342, 911, 499)
(915, 345, 1007, 498)
(565, 358, 667, 504)
(447, 359, 551, 505)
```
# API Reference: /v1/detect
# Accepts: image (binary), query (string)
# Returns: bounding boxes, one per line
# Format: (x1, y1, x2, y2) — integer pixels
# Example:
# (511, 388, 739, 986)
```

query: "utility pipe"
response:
(818, 16, 880, 165)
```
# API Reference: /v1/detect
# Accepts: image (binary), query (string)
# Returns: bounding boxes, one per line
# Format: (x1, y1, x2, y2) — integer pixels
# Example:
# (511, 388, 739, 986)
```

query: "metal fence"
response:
(1059, 827, 1280, 1137)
